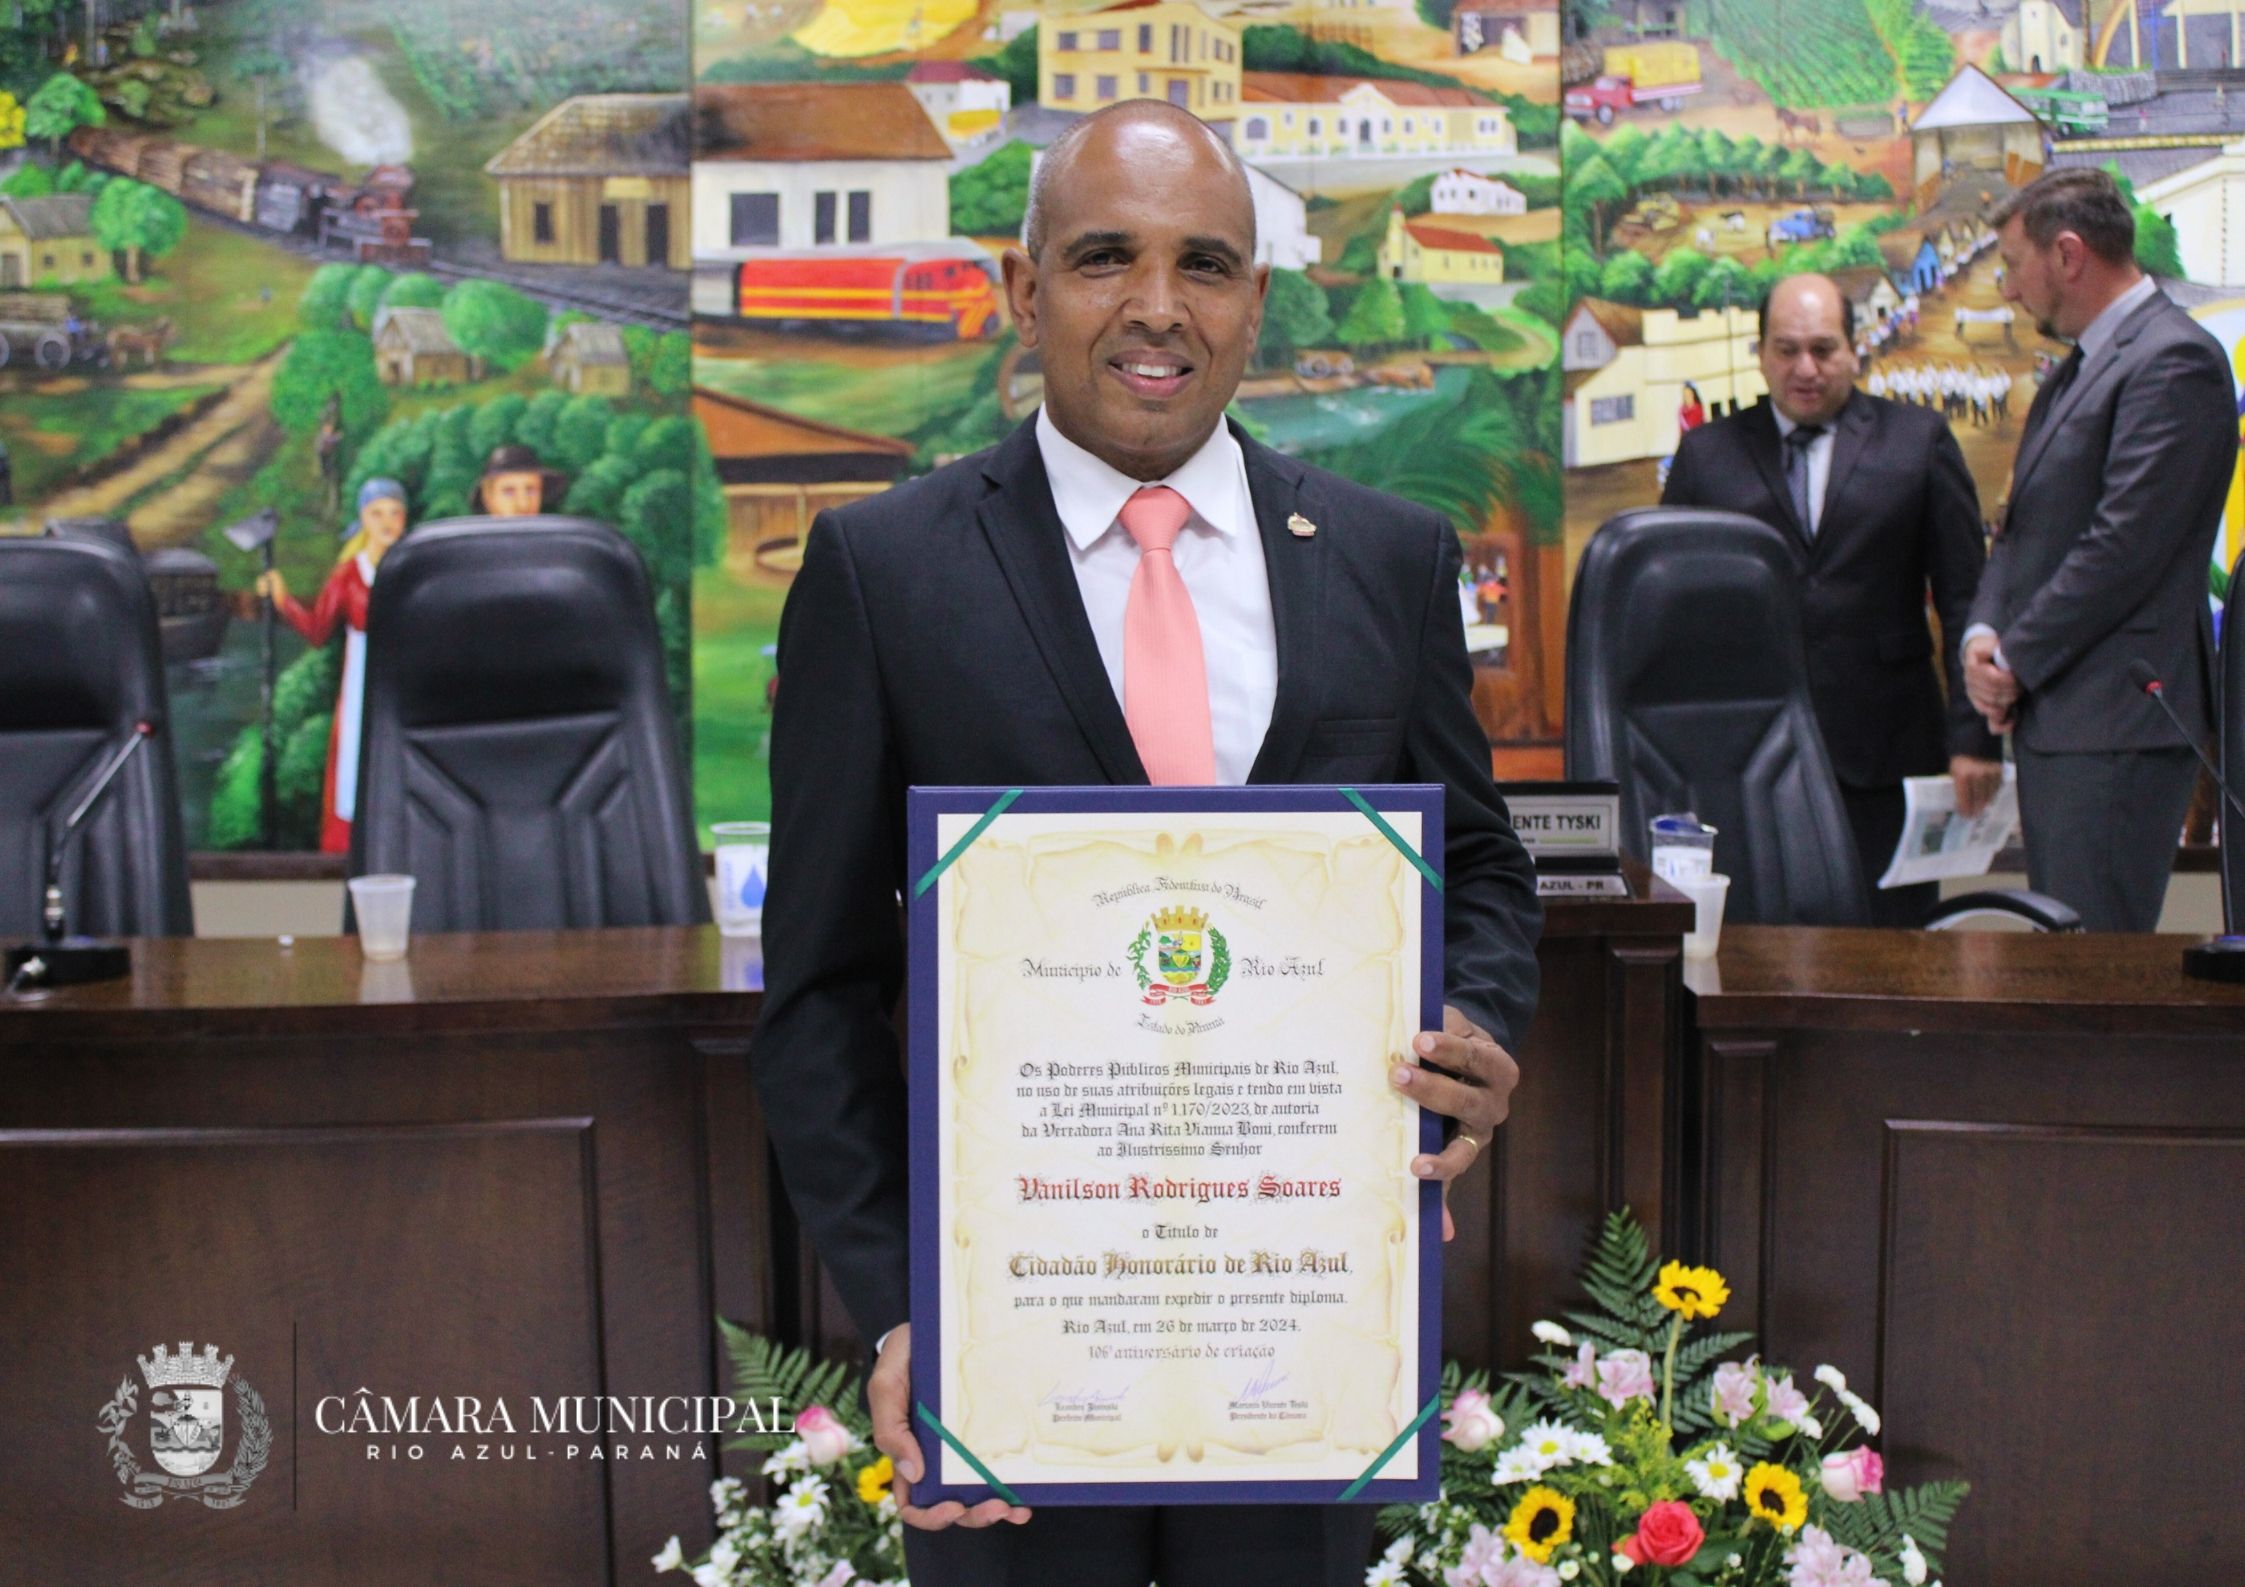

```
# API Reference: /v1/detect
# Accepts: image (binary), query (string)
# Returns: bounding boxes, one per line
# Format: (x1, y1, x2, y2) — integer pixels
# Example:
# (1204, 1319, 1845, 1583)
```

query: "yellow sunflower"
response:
(1503, 1485, 1576, 1563)
(856, 1453, 895, 1504)
(1744, 1462, 1808, 1532)
(1653, 1260, 1731, 1320)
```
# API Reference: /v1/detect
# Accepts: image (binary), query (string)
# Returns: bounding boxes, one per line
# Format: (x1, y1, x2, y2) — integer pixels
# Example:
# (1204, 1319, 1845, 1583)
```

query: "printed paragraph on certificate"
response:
(928, 808, 1430, 1489)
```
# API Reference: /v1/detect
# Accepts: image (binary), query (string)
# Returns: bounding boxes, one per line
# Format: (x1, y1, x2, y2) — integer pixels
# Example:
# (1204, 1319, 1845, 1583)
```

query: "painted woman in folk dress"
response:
(254, 478, 411, 854)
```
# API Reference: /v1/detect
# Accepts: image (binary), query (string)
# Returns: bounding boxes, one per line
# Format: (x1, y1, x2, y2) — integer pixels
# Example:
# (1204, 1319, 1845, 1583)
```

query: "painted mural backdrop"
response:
(0, 0, 703, 854)
(12, 0, 2245, 855)
(686, 0, 1572, 822)
(1554, 0, 2244, 659)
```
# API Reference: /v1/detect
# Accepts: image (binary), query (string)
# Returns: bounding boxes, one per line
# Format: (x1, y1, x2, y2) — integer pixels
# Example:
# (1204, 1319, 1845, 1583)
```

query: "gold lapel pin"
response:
(1287, 512, 1317, 539)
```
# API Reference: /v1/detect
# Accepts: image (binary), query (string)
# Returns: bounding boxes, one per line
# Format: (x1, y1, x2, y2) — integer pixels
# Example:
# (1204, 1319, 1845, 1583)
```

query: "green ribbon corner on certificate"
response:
(916, 1401, 1023, 1506)
(1340, 786, 1442, 891)
(913, 787, 1024, 898)
(1336, 1393, 1441, 1501)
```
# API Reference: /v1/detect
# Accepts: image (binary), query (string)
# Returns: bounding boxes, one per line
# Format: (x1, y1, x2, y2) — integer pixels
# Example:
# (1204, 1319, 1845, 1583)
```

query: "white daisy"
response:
(761, 1440, 810, 1478)
(1493, 1443, 1550, 1485)
(1517, 1419, 1574, 1468)
(709, 1538, 741, 1575)
(1840, 1389, 1882, 1435)
(1563, 1429, 1614, 1467)
(650, 1537, 685, 1573)
(1797, 1411, 1824, 1440)
(1813, 1364, 1848, 1393)
(772, 1473, 831, 1541)
(1365, 1562, 1408, 1587)
(1685, 1443, 1743, 1501)
(1383, 1535, 1417, 1565)
(1531, 1320, 1574, 1348)
(1899, 1533, 1928, 1585)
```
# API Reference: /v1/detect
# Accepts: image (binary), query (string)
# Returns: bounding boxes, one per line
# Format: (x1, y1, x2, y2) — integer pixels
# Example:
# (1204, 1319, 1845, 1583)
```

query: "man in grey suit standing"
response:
(1964, 168, 2237, 931)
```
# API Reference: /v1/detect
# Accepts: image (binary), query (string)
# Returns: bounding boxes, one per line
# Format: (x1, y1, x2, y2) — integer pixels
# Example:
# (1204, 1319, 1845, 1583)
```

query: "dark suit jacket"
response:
(753, 416, 1543, 1343)
(1968, 288, 2235, 751)
(1661, 391, 2000, 789)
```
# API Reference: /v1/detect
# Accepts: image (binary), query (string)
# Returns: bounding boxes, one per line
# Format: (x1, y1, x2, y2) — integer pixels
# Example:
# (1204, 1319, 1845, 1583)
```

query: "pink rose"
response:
(1710, 1360, 1758, 1425)
(1442, 1388, 1505, 1452)
(1619, 1501, 1705, 1568)
(1819, 1446, 1885, 1503)
(1595, 1347, 1656, 1409)
(795, 1404, 854, 1466)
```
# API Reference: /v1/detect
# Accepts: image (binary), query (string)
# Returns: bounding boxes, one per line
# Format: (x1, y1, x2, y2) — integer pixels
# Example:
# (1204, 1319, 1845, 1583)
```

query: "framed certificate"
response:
(906, 785, 1444, 1508)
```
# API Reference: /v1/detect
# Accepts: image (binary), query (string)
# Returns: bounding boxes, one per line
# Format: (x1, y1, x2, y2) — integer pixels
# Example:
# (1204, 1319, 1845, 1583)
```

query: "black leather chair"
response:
(0, 535, 193, 939)
(1565, 508, 2075, 930)
(2223, 547, 2244, 933)
(350, 516, 709, 933)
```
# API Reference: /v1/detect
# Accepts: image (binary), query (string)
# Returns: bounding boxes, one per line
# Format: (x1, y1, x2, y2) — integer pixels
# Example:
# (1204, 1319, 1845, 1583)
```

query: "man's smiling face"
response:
(1004, 106, 1268, 482)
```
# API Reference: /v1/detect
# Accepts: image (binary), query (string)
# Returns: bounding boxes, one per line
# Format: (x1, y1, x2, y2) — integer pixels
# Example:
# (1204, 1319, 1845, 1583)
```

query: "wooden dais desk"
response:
(1687, 927, 2245, 1586)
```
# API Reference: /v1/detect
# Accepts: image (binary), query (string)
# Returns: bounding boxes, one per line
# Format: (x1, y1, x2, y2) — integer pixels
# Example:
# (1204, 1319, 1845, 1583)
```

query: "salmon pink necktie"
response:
(1119, 485, 1215, 785)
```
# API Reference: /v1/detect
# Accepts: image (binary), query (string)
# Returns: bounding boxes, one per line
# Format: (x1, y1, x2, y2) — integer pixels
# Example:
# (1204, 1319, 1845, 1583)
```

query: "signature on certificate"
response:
(1235, 1364, 1290, 1401)
(1041, 1381, 1136, 1409)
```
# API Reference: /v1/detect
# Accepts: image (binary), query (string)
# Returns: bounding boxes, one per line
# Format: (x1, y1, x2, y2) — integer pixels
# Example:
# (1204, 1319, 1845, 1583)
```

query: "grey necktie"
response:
(1784, 424, 1825, 538)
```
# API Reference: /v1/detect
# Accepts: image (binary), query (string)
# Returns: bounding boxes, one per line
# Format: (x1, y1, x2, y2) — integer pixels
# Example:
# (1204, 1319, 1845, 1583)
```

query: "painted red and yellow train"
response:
(732, 243, 1002, 341)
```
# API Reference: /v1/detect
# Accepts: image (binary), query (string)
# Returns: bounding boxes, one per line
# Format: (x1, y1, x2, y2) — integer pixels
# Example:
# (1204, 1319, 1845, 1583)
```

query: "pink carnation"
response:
(1595, 1347, 1656, 1409)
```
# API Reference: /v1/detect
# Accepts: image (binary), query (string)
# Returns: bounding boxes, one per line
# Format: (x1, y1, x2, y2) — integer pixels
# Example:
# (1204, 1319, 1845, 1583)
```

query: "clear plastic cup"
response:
(712, 821, 770, 939)
(1650, 813, 1718, 886)
(348, 874, 416, 963)
(1679, 872, 1731, 959)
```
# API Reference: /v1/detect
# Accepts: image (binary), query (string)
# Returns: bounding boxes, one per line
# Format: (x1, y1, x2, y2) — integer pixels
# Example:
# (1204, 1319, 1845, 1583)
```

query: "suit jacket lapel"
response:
(2010, 293, 2162, 494)
(1240, 428, 1325, 784)
(974, 419, 1147, 784)
(1815, 393, 1874, 554)
(1742, 402, 1805, 542)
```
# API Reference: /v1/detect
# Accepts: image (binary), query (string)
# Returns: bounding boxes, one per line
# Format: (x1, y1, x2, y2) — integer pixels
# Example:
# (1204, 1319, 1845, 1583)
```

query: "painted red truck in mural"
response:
(732, 244, 1002, 340)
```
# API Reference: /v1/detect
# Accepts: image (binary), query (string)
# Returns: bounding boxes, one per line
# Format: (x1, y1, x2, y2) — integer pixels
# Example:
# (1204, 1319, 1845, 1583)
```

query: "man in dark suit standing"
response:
(1662, 273, 2003, 924)
(754, 101, 1542, 1586)
(1965, 169, 2236, 931)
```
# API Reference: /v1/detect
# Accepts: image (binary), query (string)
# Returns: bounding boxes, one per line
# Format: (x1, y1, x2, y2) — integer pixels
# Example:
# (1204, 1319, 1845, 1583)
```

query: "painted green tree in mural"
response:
(25, 71, 102, 156)
(1256, 268, 1335, 370)
(89, 176, 183, 281)
(1337, 277, 1406, 353)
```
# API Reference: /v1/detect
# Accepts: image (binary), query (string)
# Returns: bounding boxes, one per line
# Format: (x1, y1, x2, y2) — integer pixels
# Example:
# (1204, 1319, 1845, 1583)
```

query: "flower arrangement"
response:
(652, 1322, 906, 1587)
(1374, 1213, 1967, 1587)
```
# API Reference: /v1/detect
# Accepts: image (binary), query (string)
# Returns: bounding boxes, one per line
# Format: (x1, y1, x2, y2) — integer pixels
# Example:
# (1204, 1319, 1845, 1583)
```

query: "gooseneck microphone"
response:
(5, 721, 155, 992)
(2125, 660, 2245, 983)
(2127, 660, 2245, 825)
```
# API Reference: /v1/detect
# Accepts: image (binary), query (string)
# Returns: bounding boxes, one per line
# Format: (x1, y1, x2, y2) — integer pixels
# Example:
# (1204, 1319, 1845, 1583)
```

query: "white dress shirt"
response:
(1771, 408, 1836, 537)
(1035, 405, 1277, 785)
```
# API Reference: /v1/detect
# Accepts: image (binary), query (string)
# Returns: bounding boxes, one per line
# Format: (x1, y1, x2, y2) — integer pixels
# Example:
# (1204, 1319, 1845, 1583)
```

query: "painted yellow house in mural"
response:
(1233, 75, 1515, 159)
(1560, 299, 1766, 468)
(1040, 1, 1243, 119)
(1378, 207, 1504, 283)
(0, 194, 110, 288)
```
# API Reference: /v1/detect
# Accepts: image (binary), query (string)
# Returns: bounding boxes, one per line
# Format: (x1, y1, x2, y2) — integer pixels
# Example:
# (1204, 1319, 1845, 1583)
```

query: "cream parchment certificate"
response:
(906, 786, 1444, 1507)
